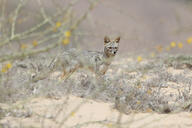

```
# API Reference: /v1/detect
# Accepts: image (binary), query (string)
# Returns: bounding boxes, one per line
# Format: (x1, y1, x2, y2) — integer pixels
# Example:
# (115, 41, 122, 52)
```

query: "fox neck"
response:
(103, 50, 114, 64)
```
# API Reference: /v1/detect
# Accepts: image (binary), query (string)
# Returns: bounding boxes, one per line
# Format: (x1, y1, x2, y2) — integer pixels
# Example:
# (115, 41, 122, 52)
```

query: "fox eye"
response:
(108, 47, 112, 49)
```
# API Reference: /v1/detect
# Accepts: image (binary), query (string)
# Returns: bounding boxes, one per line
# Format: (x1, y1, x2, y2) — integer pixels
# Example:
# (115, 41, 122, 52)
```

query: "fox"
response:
(50, 36, 120, 79)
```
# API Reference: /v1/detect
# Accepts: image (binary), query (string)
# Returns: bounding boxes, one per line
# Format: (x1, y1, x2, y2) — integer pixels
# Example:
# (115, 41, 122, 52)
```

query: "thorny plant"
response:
(0, 0, 99, 86)
(0, 0, 192, 128)
(0, 0, 97, 62)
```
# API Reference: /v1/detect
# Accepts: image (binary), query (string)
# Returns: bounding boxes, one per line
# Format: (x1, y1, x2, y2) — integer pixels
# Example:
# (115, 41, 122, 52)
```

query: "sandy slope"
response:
(0, 95, 192, 128)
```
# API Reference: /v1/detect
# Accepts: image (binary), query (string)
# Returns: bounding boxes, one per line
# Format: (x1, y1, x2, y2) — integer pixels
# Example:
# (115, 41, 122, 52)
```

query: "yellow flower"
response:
(6, 63, 12, 69)
(62, 38, 70, 45)
(65, 31, 71, 38)
(56, 21, 62, 28)
(177, 42, 183, 49)
(170, 41, 176, 48)
(147, 89, 152, 95)
(20, 44, 27, 49)
(187, 37, 192, 44)
(1, 67, 8, 73)
(70, 112, 75, 117)
(1, 63, 12, 73)
(137, 56, 143, 62)
(32, 40, 38, 47)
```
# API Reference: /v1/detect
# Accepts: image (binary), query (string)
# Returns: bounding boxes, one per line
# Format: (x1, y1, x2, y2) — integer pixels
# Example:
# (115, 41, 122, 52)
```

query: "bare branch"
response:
(11, 0, 27, 38)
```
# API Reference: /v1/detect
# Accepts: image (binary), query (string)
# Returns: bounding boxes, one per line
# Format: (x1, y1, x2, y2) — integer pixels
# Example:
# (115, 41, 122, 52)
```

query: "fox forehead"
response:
(105, 42, 119, 48)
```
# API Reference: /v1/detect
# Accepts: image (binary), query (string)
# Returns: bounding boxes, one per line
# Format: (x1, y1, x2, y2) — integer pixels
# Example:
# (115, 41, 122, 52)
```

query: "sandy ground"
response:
(0, 95, 192, 128)
(1, 1, 192, 128)
(0, 55, 192, 128)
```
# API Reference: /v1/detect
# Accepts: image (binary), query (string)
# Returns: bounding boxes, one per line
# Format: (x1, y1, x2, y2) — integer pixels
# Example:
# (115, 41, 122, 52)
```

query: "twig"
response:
(0, 0, 78, 48)
(0, 42, 58, 62)
(11, 0, 27, 38)
(68, 120, 115, 128)
(58, 101, 85, 128)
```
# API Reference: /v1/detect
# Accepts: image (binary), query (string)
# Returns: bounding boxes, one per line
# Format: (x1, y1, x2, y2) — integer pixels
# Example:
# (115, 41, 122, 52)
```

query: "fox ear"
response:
(115, 36, 120, 43)
(104, 36, 110, 44)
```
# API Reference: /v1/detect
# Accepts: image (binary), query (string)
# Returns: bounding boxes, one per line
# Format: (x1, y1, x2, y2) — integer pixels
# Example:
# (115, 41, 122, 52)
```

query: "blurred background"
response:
(1, 1, 192, 127)
(79, 0, 192, 54)
(1, 0, 192, 60)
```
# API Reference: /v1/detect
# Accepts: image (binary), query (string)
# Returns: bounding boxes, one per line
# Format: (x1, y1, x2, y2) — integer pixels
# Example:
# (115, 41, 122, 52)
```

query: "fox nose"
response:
(114, 51, 116, 54)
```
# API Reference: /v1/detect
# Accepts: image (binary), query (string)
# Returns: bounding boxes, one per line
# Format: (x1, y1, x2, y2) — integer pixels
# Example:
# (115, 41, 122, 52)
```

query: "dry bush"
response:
(0, 1, 192, 127)
(0, 0, 99, 102)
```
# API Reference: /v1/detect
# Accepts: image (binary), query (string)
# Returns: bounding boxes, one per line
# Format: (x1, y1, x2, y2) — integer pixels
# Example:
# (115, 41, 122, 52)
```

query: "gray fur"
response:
(51, 36, 120, 76)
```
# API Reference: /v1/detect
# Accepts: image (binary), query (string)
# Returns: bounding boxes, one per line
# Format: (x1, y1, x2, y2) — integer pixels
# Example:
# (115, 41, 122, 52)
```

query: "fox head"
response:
(104, 36, 120, 57)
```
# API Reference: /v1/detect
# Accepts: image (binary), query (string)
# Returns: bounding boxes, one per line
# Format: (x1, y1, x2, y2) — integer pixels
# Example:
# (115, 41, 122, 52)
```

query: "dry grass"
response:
(1, 0, 192, 128)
